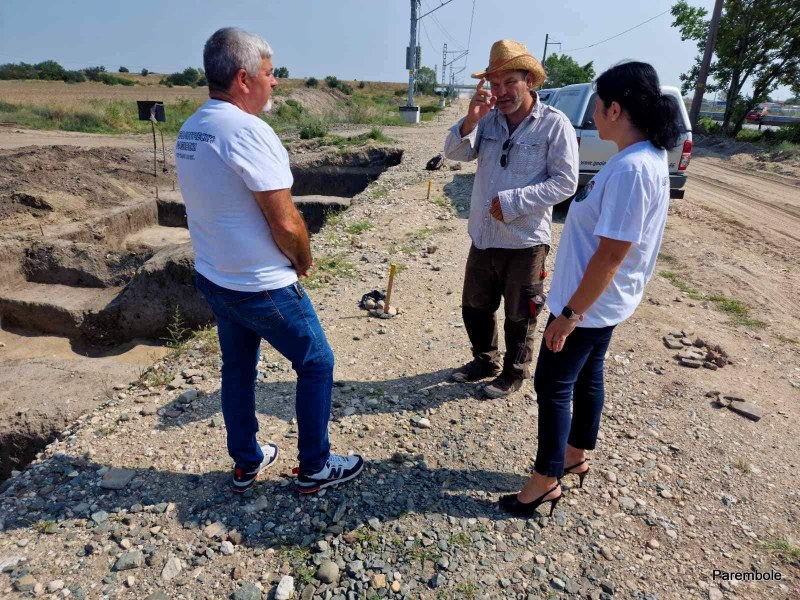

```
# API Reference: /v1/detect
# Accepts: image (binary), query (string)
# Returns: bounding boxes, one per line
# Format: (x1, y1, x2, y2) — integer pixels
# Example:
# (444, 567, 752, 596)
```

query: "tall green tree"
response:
(415, 66, 437, 95)
(672, 0, 800, 136)
(543, 54, 595, 88)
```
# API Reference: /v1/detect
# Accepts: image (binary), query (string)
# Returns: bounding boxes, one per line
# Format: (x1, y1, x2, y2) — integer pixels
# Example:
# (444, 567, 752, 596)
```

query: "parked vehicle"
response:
(537, 88, 559, 105)
(547, 83, 692, 199)
(745, 106, 768, 122)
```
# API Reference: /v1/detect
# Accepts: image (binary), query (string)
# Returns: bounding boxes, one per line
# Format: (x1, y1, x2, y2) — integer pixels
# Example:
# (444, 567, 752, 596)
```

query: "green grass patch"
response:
(298, 118, 328, 139)
(659, 270, 704, 300)
(448, 532, 471, 547)
(401, 224, 447, 254)
(0, 97, 201, 135)
(320, 127, 393, 147)
(33, 520, 59, 534)
(762, 536, 800, 564)
(370, 184, 389, 199)
(776, 334, 799, 345)
(429, 195, 450, 208)
(305, 254, 355, 289)
(294, 564, 316, 585)
(455, 581, 479, 600)
(344, 220, 373, 234)
(660, 272, 766, 329)
(658, 252, 678, 264)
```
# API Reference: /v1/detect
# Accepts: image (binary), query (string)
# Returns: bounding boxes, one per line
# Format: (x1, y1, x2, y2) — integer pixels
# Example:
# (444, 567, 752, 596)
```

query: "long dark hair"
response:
(595, 61, 680, 150)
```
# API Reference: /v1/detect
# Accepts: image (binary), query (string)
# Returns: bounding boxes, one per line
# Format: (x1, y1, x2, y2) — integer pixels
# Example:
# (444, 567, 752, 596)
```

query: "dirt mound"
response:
(280, 87, 350, 117)
(0, 146, 156, 234)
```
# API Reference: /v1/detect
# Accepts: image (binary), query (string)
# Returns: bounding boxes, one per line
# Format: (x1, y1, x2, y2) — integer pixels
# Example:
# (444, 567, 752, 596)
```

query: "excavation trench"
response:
(0, 144, 402, 481)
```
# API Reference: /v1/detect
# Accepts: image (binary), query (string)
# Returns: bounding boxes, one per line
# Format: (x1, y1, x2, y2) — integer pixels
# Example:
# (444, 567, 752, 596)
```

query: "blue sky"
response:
(0, 0, 790, 99)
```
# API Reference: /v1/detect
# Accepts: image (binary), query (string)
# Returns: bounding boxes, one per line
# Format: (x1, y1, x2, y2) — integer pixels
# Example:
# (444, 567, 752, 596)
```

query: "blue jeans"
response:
(195, 273, 333, 473)
(533, 314, 616, 478)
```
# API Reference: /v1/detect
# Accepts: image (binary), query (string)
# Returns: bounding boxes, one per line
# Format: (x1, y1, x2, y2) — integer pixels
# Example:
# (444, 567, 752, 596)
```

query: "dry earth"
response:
(0, 102, 798, 600)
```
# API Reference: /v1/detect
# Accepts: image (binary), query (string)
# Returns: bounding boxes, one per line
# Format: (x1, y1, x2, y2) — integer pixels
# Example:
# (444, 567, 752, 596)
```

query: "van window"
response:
(579, 93, 688, 132)
(551, 90, 585, 126)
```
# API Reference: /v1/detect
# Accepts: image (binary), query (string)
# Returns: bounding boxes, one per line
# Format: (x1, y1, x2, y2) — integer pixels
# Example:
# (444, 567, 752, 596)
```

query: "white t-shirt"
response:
(548, 140, 670, 328)
(175, 99, 297, 292)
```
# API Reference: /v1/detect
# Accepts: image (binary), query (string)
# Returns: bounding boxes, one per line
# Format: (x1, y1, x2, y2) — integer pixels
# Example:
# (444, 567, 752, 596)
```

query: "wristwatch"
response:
(561, 305, 582, 321)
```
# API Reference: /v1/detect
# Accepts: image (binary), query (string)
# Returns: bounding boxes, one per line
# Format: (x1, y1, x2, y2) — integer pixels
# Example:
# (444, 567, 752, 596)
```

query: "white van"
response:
(548, 83, 692, 199)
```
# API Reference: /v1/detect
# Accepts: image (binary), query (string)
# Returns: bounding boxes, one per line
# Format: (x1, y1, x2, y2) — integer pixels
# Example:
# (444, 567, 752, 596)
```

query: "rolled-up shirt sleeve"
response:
(497, 115, 579, 222)
(443, 118, 480, 162)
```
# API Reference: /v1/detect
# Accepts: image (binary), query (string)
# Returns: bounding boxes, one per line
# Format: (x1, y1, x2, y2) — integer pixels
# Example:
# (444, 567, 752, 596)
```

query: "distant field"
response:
(0, 78, 432, 135)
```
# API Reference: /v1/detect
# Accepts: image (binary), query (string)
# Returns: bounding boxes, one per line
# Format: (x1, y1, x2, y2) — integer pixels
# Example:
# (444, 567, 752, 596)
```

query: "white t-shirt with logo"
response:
(175, 99, 297, 292)
(548, 140, 670, 328)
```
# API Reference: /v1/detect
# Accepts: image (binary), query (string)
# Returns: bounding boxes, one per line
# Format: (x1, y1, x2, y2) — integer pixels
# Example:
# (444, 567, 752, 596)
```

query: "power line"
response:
(563, 9, 671, 53)
(423, 1, 463, 50)
(462, 0, 477, 73)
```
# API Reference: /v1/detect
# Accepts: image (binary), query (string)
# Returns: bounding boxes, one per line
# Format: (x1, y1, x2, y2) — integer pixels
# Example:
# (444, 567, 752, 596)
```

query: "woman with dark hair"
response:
(500, 61, 680, 517)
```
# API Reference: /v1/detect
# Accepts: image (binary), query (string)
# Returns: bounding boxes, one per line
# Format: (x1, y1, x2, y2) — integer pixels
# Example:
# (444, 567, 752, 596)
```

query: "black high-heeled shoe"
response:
(499, 484, 561, 518)
(563, 459, 590, 488)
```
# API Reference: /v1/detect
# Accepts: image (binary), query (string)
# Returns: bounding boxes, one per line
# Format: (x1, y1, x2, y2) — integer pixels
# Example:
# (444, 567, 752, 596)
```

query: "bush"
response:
(83, 66, 106, 82)
(358, 80, 366, 89)
(274, 66, 289, 78)
(305, 77, 318, 87)
(736, 129, 763, 142)
(763, 122, 800, 145)
(98, 72, 134, 86)
(696, 117, 720, 134)
(0, 62, 39, 80)
(338, 83, 353, 95)
(299, 119, 328, 139)
(163, 67, 203, 87)
(141, 68, 149, 77)
(35, 60, 66, 81)
(325, 75, 339, 89)
(274, 98, 306, 121)
(118, 66, 129, 73)
(394, 89, 407, 97)
(365, 127, 389, 142)
(62, 70, 86, 84)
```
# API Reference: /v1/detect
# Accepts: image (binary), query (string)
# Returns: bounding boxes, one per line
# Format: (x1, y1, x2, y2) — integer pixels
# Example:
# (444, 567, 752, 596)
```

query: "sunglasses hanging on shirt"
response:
(500, 138, 513, 168)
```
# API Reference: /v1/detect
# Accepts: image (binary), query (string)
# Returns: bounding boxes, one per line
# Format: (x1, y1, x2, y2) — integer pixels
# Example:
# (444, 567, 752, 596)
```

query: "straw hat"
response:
(471, 39, 546, 87)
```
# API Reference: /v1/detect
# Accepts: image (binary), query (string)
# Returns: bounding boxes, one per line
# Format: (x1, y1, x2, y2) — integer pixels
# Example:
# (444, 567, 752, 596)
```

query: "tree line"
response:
(672, 0, 800, 136)
(0, 60, 292, 88)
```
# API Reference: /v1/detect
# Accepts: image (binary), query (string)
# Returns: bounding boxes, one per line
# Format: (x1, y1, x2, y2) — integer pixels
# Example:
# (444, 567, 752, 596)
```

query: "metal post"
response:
(150, 121, 157, 178)
(689, 0, 724, 129)
(542, 33, 549, 65)
(407, 0, 418, 107)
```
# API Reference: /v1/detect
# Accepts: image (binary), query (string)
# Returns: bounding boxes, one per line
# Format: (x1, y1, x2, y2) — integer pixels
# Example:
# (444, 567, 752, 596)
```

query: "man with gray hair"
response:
(176, 27, 364, 495)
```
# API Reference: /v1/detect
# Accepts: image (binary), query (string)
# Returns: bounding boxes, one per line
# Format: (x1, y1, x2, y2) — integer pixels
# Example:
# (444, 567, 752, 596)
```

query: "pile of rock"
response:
(663, 330, 731, 370)
(363, 297, 401, 319)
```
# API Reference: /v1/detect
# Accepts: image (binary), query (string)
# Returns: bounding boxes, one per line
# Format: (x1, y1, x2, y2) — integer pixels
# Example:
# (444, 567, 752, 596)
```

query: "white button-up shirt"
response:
(443, 97, 579, 249)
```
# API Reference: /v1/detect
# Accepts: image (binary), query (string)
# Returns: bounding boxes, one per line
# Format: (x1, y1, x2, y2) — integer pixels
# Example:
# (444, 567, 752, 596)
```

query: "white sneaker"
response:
(232, 443, 279, 493)
(295, 453, 364, 494)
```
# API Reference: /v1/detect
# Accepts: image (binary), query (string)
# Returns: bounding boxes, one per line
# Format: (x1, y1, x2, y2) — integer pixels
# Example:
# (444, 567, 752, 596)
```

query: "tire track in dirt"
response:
(687, 158, 800, 254)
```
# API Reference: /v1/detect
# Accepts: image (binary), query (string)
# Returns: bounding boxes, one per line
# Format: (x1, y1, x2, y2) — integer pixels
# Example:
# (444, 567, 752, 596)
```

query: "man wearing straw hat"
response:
(444, 39, 579, 398)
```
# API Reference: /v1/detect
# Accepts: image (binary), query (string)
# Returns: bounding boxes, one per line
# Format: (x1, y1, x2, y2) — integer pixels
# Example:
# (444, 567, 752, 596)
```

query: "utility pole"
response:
(689, 0, 724, 128)
(442, 43, 447, 89)
(406, 0, 419, 108)
(400, 0, 456, 122)
(541, 33, 561, 67)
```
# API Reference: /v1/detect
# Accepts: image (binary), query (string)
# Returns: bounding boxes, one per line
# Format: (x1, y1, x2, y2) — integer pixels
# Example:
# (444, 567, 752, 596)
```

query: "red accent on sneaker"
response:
(235, 468, 243, 478)
(291, 467, 300, 475)
(297, 483, 321, 494)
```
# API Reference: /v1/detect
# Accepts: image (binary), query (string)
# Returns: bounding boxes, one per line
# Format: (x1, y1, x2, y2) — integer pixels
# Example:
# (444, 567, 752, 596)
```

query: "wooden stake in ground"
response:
(384, 262, 397, 313)
(427, 180, 432, 200)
